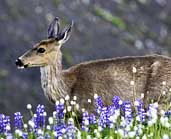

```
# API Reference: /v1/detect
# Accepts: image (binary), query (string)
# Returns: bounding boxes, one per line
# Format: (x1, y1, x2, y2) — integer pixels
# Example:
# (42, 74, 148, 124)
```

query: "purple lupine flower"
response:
(34, 104, 46, 129)
(55, 101, 65, 122)
(122, 101, 132, 125)
(54, 124, 66, 138)
(65, 118, 77, 139)
(22, 132, 28, 139)
(82, 111, 89, 131)
(0, 114, 5, 134)
(3, 116, 11, 134)
(165, 111, 171, 117)
(135, 99, 146, 122)
(94, 95, 103, 114)
(98, 107, 108, 128)
(107, 105, 119, 127)
(112, 96, 122, 109)
(14, 112, 23, 129)
(89, 114, 96, 124)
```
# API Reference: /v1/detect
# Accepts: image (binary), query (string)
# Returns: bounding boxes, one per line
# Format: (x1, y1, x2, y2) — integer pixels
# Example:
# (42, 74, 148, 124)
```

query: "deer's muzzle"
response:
(15, 58, 28, 68)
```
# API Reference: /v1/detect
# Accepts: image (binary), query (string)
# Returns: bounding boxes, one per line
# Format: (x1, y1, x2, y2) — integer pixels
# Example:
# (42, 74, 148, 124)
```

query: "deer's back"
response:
(64, 55, 171, 111)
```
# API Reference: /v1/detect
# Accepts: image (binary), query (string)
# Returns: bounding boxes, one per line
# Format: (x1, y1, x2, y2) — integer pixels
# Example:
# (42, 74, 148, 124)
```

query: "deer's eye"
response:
(37, 48, 46, 53)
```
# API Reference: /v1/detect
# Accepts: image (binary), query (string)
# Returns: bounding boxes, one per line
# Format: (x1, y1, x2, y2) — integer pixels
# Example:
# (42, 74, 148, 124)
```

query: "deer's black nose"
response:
(15, 59, 24, 67)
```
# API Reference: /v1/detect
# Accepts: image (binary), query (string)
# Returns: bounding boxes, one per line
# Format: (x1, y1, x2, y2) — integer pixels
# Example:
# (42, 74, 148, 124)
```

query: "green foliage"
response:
(94, 6, 126, 30)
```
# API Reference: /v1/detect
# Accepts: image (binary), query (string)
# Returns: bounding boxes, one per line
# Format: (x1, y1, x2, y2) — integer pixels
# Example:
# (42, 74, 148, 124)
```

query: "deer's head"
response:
(16, 17, 73, 68)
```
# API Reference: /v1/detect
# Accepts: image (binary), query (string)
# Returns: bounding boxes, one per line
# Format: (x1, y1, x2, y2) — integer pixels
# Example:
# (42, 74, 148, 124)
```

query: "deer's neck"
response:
(40, 51, 69, 102)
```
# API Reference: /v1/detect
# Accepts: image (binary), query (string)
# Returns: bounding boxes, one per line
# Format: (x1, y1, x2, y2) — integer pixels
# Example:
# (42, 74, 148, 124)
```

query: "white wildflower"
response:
(128, 131, 136, 138)
(28, 120, 34, 128)
(118, 129, 124, 137)
(67, 106, 72, 112)
(162, 81, 166, 85)
(60, 98, 65, 104)
(162, 91, 166, 95)
(72, 112, 76, 116)
(24, 124, 28, 129)
(134, 100, 139, 106)
(84, 119, 89, 126)
(160, 110, 165, 116)
(6, 125, 11, 131)
(73, 96, 77, 101)
(163, 134, 169, 139)
(53, 131, 57, 137)
(119, 100, 123, 105)
(63, 109, 67, 113)
(153, 102, 158, 108)
(94, 93, 98, 99)
(58, 136, 63, 139)
(75, 104, 79, 110)
(46, 125, 51, 130)
(82, 108, 85, 112)
(132, 67, 137, 73)
(53, 111, 57, 118)
(141, 93, 144, 98)
(37, 129, 43, 135)
(48, 117, 54, 124)
(65, 95, 70, 101)
(87, 135, 92, 139)
(147, 120, 154, 127)
(55, 100, 59, 105)
(142, 134, 147, 139)
(68, 118, 74, 123)
(71, 100, 76, 105)
(61, 128, 66, 133)
(77, 131, 81, 138)
(98, 126, 103, 132)
(43, 112, 47, 116)
(130, 80, 135, 85)
(15, 129, 23, 136)
(26, 104, 32, 109)
(88, 99, 91, 103)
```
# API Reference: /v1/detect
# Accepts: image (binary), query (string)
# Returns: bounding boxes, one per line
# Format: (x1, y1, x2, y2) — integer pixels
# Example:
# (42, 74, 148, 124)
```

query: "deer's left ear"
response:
(48, 17, 60, 39)
(57, 21, 74, 44)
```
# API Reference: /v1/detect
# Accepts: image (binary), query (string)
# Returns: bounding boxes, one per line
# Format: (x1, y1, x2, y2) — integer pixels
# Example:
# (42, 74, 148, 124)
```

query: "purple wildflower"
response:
(135, 99, 146, 122)
(98, 107, 108, 128)
(112, 96, 121, 109)
(107, 105, 119, 127)
(3, 116, 10, 134)
(165, 111, 171, 117)
(14, 112, 23, 129)
(65, 118, 77, 139)
(89, 114, 96, 124)
(94, 96, 103, 114)
(34, 104, 46, 129)
(122, 101, 132, 125)
(55, 101, 65, 121)
(82, 111, 89, 131)
(0, 114, 5, 134)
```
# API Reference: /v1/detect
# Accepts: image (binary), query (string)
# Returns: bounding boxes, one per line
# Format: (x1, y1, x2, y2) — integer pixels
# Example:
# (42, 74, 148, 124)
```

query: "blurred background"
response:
(0, 0, 171, 118)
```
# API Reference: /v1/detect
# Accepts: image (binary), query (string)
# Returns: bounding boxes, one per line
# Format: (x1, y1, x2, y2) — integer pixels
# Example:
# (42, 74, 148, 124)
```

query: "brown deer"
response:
(16, 17, 171, 112)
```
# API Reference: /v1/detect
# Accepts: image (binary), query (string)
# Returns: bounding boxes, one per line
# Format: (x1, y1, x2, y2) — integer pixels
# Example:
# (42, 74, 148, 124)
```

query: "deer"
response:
(16, 17, 171, 112)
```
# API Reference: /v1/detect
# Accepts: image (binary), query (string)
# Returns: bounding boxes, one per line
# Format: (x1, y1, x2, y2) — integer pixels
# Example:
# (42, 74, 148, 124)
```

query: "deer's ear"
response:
(58, 21, 74, 44)
(47, 17, 60, 39)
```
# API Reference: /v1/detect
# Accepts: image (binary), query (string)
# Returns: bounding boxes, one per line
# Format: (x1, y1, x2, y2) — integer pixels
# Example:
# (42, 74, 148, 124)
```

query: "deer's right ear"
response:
(58, 21, 74, 44)
(47, 17, 60, 39)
